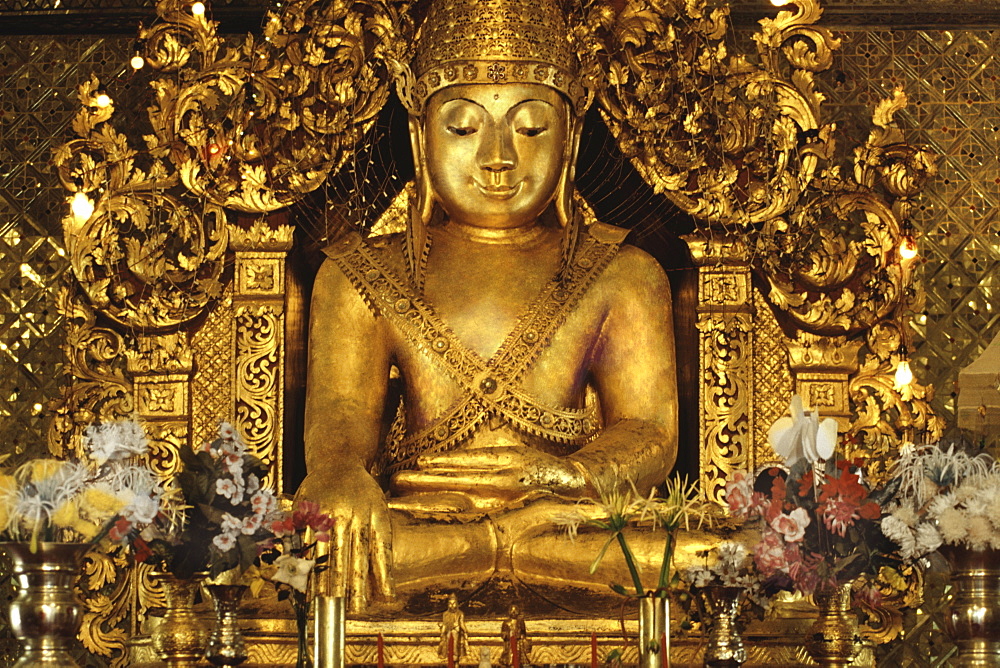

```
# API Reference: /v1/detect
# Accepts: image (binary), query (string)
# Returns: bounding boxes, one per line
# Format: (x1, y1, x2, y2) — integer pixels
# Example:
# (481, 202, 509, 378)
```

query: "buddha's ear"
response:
(555, 114, 583, 228)
(406, 115, 434, 289)
(408, 115, 435, 227)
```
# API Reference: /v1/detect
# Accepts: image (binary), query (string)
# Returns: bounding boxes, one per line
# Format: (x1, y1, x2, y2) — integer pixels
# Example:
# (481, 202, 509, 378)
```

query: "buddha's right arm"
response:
(299, 257, 395, 607)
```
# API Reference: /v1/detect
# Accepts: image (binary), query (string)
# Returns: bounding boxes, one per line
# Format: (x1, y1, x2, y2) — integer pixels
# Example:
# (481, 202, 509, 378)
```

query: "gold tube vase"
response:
(697, 585, 747, 667)
(0, 541, 90, 668)
(151, 571, 208, 667)
(638, 594, 670, 668)
(940, 545, 1000, 667)
(804, 581, 861, 668)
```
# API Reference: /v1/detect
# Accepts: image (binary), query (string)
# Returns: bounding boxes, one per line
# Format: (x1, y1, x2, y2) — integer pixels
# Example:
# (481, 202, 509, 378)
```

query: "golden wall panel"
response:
(191, 287, 235, 447)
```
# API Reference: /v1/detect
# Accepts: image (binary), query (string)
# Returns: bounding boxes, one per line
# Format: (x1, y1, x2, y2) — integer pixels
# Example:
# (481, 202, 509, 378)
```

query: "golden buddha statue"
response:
(297, 0, 679, 616)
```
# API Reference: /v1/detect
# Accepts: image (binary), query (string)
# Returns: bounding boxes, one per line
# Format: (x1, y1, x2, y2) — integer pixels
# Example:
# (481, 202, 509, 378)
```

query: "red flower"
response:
(109, 517, 133, 543)
(270, 518, 295, 537)
(133, 536, 152, 562)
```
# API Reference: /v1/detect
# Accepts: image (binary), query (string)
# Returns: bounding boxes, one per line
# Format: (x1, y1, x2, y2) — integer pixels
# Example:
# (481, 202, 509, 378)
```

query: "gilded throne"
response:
(50, 0, 941, 663)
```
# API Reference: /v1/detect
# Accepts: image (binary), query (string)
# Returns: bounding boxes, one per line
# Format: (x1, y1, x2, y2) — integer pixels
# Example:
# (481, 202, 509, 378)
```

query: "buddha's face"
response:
(423, 83, 569, 229)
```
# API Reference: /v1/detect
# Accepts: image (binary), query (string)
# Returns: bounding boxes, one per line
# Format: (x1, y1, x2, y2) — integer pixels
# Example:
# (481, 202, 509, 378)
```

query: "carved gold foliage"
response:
(235, 306, 283, 490)
(52, 74, 227, 331)
(78, 548, 131, 667)
(698, 314, 753, 506)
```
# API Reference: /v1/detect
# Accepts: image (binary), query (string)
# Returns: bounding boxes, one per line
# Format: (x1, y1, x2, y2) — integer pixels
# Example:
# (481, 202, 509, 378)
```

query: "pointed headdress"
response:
(396, 0, 591, 116)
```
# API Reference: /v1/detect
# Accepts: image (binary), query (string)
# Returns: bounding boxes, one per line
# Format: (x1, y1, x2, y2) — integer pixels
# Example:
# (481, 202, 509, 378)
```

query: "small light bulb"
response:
(70, 191, 95, 222)
(770, 0, 792, 5)
(131, 53, 145, 69)
(208, 143, 221, 155)
(894, 359, 914, 389)
(899, 235, 918, 260)
(95, 93, 112, 108)
(191, 1, 205, 15)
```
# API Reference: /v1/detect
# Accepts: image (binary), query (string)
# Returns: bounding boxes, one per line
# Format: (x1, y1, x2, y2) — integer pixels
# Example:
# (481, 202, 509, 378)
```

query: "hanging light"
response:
(191, 1, 206, 15)
(130, 53, 145, 69)
(70, 191, 95, 223)
(95, 92, 112, 108)
(893, 343, 914, 390)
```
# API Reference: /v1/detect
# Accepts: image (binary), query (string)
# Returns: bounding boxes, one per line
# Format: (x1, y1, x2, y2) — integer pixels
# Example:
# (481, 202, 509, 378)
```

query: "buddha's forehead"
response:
(426, 83, 567, 116)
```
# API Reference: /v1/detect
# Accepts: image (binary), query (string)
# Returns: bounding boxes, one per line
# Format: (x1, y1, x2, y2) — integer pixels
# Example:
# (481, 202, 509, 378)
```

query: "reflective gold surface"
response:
(32, 0, 944, 661)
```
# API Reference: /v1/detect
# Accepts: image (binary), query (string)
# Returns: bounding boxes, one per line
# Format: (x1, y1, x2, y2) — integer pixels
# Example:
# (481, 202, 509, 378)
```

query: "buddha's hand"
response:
(392, 446, 588, 501)
(296, 467, 395, 611)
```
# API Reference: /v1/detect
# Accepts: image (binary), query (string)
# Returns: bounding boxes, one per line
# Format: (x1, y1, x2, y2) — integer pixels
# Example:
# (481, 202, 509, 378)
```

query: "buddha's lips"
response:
(475, 180, 523, 200)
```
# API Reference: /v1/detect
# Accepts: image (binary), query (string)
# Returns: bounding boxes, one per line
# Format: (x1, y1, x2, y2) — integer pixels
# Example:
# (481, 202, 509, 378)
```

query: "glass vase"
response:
(204, 583, 249, 667)
(0, 541, 90, 668)
(150, 571, 207, 667)
(940, 545, 1000, 667)
(638, 594, 670, 668)
(804, 581, 861, 668)
(697, 585, 747, 667)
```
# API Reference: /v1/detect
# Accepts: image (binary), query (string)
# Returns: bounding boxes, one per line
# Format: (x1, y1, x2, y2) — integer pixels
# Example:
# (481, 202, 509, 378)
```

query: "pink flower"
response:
(788, 555, 821, 595)
(854, 583, 883, 610)
(242, 513, 263, 535)
(213, 533, 236, 552)
(753, 530, 789, 577)
(770, 507, 810, 543)
(820, 495, 860, 537)
(251, 490, 275, 515)
(725, 470, 756, 517)
(216, 478, 238, 500)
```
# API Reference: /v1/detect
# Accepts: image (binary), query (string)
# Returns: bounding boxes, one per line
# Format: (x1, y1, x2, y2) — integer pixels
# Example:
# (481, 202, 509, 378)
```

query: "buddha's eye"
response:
(517, 126, 547, 137)
(447, 126, 478, 137)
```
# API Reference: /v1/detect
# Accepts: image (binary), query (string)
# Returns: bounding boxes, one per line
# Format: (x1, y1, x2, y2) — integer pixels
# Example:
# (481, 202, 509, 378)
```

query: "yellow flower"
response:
(0, 474, 16, 530)
(51, 500, 99, 540)
(26, 459, 64, 482)
(80, 487, 126, 521)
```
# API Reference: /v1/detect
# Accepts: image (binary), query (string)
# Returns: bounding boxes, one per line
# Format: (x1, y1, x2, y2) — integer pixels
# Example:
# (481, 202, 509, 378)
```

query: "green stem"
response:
(616, 532, 644, 596)
(658, 531, 674, 591)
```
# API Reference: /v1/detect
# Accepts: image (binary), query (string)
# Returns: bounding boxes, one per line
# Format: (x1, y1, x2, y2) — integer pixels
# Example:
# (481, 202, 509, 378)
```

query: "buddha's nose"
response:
(478, 126, 516, 172)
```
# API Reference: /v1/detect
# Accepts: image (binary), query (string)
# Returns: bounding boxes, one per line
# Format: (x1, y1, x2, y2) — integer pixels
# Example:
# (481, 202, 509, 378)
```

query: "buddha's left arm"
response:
(568, 246, 678, 495)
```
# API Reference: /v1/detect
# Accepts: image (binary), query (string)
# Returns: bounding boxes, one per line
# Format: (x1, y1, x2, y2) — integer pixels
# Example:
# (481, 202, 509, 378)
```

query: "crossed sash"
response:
(324, 223, 625, 475)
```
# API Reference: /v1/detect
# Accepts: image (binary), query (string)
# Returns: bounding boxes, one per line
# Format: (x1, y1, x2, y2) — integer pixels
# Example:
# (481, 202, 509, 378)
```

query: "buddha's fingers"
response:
(330, 516, 352, 598)
(349, 522, 370, 614)
(371, 510, 395, 601)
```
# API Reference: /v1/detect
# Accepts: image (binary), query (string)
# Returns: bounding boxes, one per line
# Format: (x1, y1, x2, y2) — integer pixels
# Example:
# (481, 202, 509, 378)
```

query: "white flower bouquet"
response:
(881, 441, 1000, 559)
(0, 418, 166, 551)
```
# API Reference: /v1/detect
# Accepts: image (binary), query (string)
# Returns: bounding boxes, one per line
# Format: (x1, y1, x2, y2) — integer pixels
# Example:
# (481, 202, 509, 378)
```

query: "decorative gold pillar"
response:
(786, 333, 863, 430)
(125, 332, 193, 477)
(685, 234, 754, 508)
(230, 217, 295, 492)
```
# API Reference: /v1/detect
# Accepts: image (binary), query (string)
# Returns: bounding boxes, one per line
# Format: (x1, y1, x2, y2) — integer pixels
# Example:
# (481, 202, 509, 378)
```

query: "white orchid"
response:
(272, 554, 316, 593)
(84, 419, 149, 466)
(767, 395, 838, 468)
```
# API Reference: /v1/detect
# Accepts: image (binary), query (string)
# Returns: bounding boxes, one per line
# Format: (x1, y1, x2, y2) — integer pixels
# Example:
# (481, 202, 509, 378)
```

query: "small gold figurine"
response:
(500, 605, 531, 668)
(438, 594, 470, 663)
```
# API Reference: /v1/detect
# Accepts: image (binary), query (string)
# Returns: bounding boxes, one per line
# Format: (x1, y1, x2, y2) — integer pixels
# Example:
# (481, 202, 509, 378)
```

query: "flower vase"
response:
(638, 594, 670, 668)
(205, 583, 249, 667)
(151, 572, 207, 667)
(0, 541, 90, 668)
(805, 582, 861, 668)
(940, 545, 1000, 667)
(697, 585, 747, 667)
(292, 592, 310, 668)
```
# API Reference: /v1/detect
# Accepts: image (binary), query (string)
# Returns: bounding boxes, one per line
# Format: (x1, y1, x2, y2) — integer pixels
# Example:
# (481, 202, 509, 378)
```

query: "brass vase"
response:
(0, 541, 89, 668)
(697, 585, 747, 667)
(151, 572, 208, 667)
(804, 581, 861, 668)
(205, 583, 249, 666)
(940, 545, 1000, 667)
(638, 594, 670, 668)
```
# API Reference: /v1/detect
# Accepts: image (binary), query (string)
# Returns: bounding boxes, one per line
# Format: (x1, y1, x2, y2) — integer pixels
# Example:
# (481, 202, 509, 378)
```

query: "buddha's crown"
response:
(396, 0, 590, 116)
